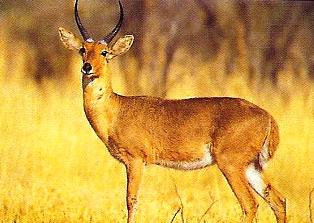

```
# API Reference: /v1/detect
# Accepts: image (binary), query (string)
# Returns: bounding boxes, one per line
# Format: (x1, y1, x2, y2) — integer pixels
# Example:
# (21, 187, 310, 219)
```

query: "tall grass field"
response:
(0, 39, 313, 222)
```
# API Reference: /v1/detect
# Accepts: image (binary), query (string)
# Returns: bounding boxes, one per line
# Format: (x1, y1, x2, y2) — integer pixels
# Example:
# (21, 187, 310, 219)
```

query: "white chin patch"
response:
(245, 163, 266, 197)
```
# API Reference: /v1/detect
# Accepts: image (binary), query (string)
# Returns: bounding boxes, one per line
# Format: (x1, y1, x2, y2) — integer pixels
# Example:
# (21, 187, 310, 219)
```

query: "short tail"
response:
(259, 116, 280, 169)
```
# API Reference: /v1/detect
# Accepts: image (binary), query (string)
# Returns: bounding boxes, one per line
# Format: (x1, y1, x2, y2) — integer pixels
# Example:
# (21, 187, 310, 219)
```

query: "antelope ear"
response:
(107, 35, 134, 59)
(58, 27, 82, 51)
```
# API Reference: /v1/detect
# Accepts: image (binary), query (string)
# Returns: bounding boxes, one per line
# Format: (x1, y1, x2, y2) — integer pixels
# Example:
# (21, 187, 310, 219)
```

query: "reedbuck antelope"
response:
(58, 1, 286, 222)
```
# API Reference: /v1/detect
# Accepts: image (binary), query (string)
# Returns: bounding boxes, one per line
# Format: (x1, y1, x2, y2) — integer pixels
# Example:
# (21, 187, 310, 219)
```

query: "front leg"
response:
(125, 158, 144, 223)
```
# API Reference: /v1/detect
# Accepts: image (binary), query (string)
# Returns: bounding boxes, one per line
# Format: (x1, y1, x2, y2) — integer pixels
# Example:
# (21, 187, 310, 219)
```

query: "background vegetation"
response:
(0, 0, 313, 222)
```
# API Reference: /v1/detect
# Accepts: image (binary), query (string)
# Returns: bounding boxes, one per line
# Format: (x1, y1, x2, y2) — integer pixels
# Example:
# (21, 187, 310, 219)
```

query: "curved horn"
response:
(102, 1, 124, 44)
(75, 0, 93, 42)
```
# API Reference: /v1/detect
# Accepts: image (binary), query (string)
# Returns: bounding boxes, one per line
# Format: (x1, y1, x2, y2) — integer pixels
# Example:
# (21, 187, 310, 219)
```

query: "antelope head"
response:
(58, 0, 134, 80)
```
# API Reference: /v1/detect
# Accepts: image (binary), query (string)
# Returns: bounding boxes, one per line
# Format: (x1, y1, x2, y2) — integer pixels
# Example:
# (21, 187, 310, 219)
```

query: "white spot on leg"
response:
(245, 163, 267, 197)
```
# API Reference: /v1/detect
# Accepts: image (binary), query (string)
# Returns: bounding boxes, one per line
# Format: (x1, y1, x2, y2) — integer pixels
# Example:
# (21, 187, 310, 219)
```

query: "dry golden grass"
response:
(0, 53, 313, 223)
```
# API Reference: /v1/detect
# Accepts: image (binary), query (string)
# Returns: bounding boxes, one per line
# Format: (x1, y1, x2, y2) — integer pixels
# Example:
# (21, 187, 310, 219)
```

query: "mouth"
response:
(81, 69, 97, 78)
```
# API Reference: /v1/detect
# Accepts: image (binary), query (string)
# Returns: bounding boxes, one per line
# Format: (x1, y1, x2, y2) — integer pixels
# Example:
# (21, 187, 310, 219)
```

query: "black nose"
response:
(82, 63, 92, 73)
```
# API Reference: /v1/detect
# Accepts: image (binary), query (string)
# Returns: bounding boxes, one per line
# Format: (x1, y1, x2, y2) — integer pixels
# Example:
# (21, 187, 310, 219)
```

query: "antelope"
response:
(58, 1, 286, 222)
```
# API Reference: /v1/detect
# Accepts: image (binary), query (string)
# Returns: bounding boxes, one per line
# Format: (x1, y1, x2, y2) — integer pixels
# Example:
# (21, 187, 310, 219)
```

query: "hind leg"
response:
(218, 164, 259, 223)
(246, 163, 286, 223)
(263, 183, 286, 223)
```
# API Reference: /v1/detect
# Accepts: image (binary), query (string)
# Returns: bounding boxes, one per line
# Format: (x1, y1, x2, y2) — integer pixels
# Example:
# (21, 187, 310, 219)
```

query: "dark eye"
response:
(79, 47, 86, 55)
(101, 51, 108, 57)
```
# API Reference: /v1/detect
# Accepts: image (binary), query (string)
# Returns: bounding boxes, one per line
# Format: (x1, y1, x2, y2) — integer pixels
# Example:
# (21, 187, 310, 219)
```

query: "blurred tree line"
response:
(0, 0, 313, 96)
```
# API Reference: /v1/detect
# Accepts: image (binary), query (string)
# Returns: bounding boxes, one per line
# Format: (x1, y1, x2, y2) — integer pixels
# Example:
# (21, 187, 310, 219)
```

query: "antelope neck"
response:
(82, 66, 117, 143)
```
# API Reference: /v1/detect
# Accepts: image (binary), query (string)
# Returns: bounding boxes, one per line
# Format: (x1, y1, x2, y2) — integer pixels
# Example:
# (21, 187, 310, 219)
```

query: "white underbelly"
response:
(156, 144, 215, 170)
